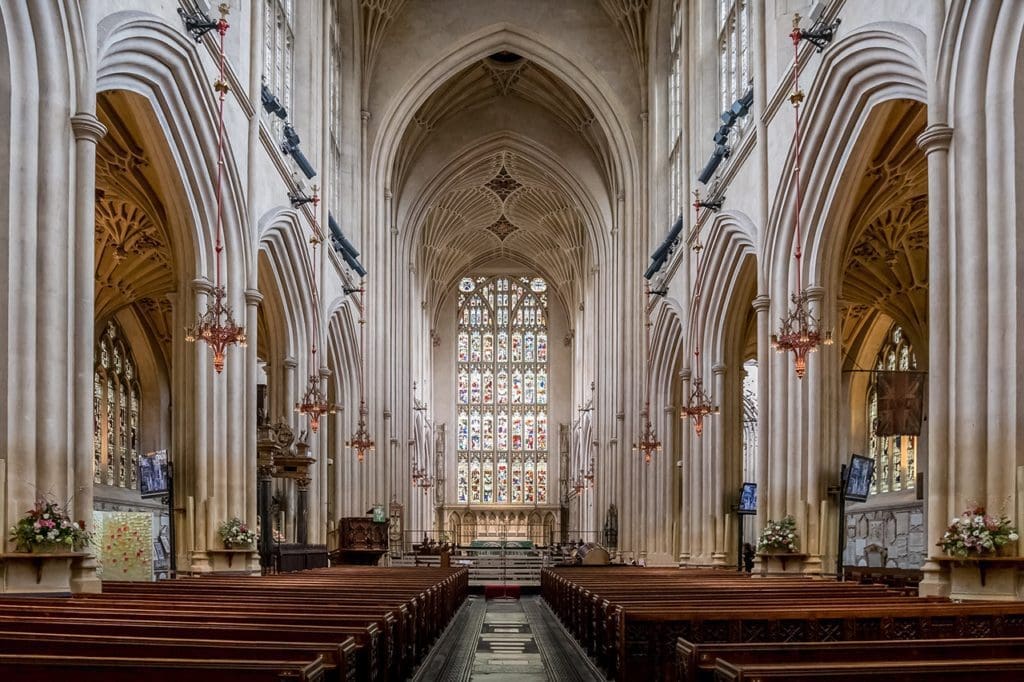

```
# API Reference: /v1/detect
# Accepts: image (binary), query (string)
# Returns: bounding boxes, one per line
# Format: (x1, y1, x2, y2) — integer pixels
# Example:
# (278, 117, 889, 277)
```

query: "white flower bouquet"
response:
(218, 517, 258, 549)
(757, 515, 799, 553)
(938, 506, 1018, 559)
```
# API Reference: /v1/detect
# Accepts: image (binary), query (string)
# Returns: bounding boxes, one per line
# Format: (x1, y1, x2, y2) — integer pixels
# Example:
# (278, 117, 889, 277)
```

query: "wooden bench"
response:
(714, 657, 1024, 680)
(676, 636, 1024, 681)
(0, 566, 468, 681)
(542, 567, 1024, 681)
(0, 653, 327, 681)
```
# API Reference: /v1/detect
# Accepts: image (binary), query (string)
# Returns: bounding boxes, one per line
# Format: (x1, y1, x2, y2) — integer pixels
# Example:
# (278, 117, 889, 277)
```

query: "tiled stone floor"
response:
(470, 599, 546, 680)
(412, 594, 606, 681)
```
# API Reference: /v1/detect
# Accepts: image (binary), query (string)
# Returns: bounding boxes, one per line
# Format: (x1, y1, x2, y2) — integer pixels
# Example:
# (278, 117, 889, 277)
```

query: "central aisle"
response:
(471, 599, 545, 679)
(412, 594, 606, 681)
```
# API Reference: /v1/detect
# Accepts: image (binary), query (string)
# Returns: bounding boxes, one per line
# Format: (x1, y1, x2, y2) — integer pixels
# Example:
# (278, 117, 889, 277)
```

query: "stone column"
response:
(678, 368, 691, 564)
(711, 363, 728, 565)
(69, 112, 107, 594)
(190, 279, 213, 573)
(245, 289, 263, 532)
(752, 295, 771, 534)
(803, 285, 826, 573)
(916, 123, 953, 597)
(282, 357, 297, 539)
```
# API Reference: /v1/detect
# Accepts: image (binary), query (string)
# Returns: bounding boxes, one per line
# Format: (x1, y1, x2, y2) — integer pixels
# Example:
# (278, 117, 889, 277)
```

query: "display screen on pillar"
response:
(139, 449, 169, 498)
(738, 482, 757, 515)
(845, 453, 874, 503)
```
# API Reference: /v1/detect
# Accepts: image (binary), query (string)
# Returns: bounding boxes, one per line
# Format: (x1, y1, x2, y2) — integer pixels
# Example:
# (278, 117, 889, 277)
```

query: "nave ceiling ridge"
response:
(394, 55, 612, 196)
(417, 152, 585, 314)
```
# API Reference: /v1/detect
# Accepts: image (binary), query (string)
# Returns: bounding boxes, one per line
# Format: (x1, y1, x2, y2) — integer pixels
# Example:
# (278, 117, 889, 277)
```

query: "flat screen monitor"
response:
(139, 449, 169, 498)
(738, 482, 757, 515)
(845, 453, 874, 503)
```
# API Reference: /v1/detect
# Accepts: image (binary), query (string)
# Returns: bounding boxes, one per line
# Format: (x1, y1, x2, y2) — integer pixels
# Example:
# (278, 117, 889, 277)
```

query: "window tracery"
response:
(94, 320, 140, 489)
(668, 0, 684, 222)
(867, 325, 918, 495)
(718, 0, 750, 132)
(263, 0, 295, 137)
(457, 276, 549, 505)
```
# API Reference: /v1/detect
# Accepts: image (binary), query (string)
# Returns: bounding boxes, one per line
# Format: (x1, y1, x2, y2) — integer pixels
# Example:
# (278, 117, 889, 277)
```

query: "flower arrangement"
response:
(218, 517, 257, 549)
(938, 505, 1019, 559)
(757, 515, 799, 553)
(8, 499, 91, 553)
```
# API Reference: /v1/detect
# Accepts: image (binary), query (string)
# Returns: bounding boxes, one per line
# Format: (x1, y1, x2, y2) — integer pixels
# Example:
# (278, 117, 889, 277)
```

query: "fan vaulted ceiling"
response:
(416, 151, 586, 315)
(395, 52, 613, 198)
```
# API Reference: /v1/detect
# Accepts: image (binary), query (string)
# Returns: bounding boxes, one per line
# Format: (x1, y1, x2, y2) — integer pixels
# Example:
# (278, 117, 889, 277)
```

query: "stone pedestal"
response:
(0, 552, 88, 594)
(937, 557, 1024, 601)
(756, 552, 809, 577)
(206, 549, 260, 574)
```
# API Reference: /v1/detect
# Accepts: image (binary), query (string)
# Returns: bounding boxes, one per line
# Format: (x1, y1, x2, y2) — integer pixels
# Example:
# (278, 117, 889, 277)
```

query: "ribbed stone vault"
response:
(395, 52, 613, 197)
(840, 101, 928, 351)
(416, 151, 586, 313)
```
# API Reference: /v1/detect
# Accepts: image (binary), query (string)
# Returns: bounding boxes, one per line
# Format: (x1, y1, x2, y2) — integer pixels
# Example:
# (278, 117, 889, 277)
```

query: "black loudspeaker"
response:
(916, 472, 924, 500)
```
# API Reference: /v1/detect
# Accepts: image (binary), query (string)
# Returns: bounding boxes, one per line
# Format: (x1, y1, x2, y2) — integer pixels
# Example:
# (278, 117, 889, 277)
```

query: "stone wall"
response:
(844, 502, 925, 569)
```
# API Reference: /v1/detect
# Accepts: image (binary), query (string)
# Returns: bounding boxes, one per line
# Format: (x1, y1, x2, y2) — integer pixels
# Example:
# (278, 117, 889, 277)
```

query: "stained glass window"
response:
(867, 325, 918, 495)
(456, 276, 550, 504)
(94, 320, 141, 490)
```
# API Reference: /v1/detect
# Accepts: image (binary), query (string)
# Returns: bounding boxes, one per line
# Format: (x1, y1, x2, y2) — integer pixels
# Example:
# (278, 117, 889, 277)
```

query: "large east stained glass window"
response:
(457, 276, 549, 505)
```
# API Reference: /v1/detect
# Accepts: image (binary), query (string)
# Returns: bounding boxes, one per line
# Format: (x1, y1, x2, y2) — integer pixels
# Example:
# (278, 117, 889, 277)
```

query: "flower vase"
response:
(997, 543, 1016, 557)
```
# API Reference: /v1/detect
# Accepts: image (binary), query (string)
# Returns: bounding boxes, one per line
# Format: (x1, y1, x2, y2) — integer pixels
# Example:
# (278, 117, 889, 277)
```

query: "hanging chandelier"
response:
(680, 190, 718, 435)
(632, 285, 661, 463)
(347, 399, 375, 463)
(583, 450, 595, 486)
(632, 416, 662, 464)
(184, 3, 246, 373)
(347, 292, 375, 462)
(295, 189, 338, 432)
(411, 458, 432, 490)
(771, 14, 833, 379)
(415, 468, 434, 494)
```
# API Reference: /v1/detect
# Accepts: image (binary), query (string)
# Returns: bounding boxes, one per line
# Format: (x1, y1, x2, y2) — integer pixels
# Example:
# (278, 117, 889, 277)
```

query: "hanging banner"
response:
(873, 371, 925, 437)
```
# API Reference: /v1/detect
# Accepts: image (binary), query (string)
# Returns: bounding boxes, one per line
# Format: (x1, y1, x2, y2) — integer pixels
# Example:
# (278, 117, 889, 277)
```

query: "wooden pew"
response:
(714, 657, 1024, 681)
(0, 566, 469, 681)
(0, 629, 352, 682)
(677, 636, 1024, 682)
(542, 567, 1024, 681)
(0, 653, 328, 681)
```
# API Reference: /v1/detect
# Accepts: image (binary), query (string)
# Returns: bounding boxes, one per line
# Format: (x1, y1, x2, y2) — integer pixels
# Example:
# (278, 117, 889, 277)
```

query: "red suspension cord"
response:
(214, 15, 229, 291)
(789, 22, 805, 294)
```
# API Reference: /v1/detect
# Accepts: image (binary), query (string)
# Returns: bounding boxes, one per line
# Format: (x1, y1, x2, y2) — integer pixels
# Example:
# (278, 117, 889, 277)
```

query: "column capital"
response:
(916, 124, 953, 155)
(283, 357, 298, 369)
(679, 368, 692, 381)
(752, 295, 771, 312)
(319, 367, 332, 379)
(191, 277, 214, 295)
(245, 288, 264, 306)
(804, 285, 826, 302)
(70, 112, 107, 143)
(712, 363, 727, 376)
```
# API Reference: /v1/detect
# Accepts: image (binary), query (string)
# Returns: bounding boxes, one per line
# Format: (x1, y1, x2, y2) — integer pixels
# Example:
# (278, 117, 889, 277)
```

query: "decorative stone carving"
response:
(486, 215, 519, 240)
